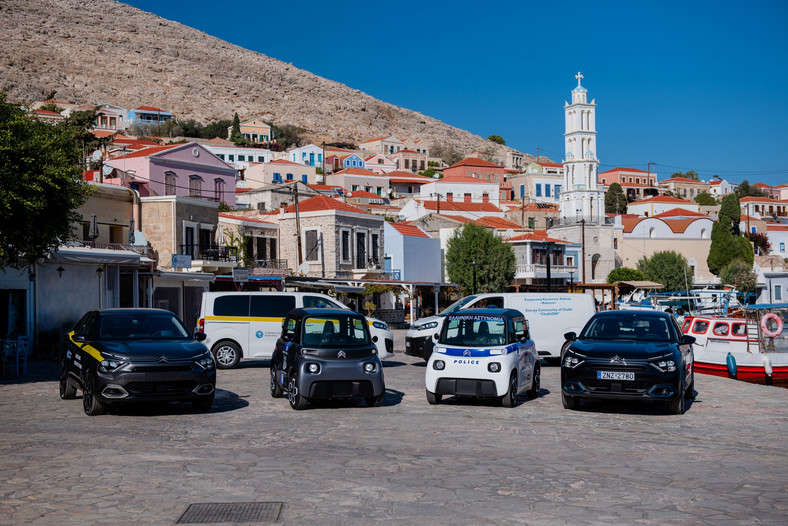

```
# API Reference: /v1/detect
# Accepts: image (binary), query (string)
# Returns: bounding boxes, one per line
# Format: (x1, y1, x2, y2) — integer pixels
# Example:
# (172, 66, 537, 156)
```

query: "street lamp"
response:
(569, 269, 575, 292)
(471, 261, 477, 295)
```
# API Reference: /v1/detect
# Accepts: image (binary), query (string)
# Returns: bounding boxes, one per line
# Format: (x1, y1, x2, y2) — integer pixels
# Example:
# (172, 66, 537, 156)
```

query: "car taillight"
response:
(197, 318, 205, 333)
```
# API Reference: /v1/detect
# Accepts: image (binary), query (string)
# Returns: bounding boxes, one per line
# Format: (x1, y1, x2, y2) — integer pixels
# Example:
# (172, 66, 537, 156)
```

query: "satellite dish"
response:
(102, 163, 114, 176)
(347, 192, 352, 197)
(297, 262, 310, 275)
(91, 150, 102, 162)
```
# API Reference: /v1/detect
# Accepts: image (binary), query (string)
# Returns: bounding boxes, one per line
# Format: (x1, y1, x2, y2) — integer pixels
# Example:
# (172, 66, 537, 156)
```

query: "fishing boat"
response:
(679, 304, 788, 386)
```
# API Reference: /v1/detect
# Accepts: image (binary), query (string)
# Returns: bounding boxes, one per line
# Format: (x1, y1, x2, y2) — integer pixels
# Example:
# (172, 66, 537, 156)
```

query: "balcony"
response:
(515, 263, 577, 279)
(179, 244, 238, 273)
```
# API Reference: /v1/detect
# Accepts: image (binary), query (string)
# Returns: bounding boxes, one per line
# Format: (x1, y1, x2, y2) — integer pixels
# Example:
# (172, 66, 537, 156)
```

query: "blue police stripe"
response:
(439, 344, 519, 357)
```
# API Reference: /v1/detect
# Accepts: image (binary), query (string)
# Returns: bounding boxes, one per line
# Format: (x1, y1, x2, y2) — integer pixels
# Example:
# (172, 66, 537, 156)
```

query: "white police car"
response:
(425, 308, 540, 407)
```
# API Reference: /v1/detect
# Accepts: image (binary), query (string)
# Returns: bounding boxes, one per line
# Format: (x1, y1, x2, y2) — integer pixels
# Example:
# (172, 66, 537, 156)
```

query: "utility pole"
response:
(293, 184, 303, 266)
(521, 197, 525, 231)
(581, 218, 586, 284)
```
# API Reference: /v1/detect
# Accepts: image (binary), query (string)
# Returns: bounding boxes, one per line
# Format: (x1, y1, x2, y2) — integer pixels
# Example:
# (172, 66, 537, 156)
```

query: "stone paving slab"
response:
(1, 330, 787, 525)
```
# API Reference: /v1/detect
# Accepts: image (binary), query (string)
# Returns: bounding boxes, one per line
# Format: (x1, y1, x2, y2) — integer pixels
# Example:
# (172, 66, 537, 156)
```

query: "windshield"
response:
(441, 314, 506, 346)
(440, 295, 479, 316)
(580, 314, 673, 342)
(302, 315, 370, 347)
(98, 312, 191, 340)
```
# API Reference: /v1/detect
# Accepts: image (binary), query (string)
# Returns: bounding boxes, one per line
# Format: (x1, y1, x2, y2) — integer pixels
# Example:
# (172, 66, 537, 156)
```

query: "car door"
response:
(69, 311, 98, 383)
(512, 318, 531, 393)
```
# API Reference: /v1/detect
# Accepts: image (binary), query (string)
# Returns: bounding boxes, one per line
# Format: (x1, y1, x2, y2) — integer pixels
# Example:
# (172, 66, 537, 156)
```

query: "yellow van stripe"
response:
(205, 315, 284, 323)
(68, 331, 104, 362)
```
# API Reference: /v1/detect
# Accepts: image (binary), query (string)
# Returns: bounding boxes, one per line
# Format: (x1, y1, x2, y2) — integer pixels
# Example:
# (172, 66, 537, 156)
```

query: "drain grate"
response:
(176, 502, 282, 524)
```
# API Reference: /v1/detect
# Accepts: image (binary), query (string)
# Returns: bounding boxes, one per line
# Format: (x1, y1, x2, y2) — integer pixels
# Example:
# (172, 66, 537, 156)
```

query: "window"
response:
(482, 193, 489, 203)
(341, 230, 351, 262)
(520, 185, 525, 198)
(286, 173, 293, 181)
(214, 178, 225, 202)
(464, 193, 472, 202)
(404, 159, 410, 169)
(304, 230, 319, 262)
(164, 172, 176, 195)
(214, 296, 250, 317)
(371, 233, 379, 263)
(535, 184, 542, 197)
(776, 285, 783, 301)
(446, 194, 454, 202)
(238, 155, 245, 161)
(780, 242, 785, 253)
(302, 174, 308, 183)
(257, 156, 265, 162)
(613, 238, 618, 249)
(189, 175, 202, 198)
(273, 173, 282, 183)
(555, 185, 561, 198)
(217, 154, 225, 160)
(228, 155, 234, 162)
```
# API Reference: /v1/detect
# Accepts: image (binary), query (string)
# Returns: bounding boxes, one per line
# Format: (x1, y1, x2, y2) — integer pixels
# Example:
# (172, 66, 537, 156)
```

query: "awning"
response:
(156, 270, 215, 282)
(617, 280, 665, 289)
(51, 245, 141, 265)
(287, 279, 366, 294)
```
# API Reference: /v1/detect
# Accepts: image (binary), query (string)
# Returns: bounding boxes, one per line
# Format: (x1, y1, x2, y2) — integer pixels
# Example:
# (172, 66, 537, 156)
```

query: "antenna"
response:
(102, 163, 114, 177)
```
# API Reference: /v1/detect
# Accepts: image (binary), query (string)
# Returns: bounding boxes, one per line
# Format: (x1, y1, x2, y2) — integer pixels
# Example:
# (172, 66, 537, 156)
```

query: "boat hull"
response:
(693, 359, 788, 386)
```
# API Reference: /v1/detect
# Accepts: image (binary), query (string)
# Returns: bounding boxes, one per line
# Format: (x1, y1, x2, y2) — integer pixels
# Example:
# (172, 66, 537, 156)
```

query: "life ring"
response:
(761, 313, 783, 338)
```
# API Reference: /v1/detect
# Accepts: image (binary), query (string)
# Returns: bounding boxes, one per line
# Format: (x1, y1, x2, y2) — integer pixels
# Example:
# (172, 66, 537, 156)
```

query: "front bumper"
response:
(95, 365, 216, 403)
(405, 334, 434, 359)
(296, 359, 385, 400)
(561, 366, 681, 401)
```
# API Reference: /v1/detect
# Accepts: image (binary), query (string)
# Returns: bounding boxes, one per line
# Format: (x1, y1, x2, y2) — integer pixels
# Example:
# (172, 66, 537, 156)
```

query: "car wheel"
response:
(527, 363, 541, 399)
(562, 390, 580, 410)
(669, 374, 686, 414)
(270, 366, 283, 398)
(366, 392, 385, 407)
(59, 361, 77, 400)
(82, 371, 106, 416)
(425, 389, 441, 405)
(192, 393, 215, 412)
(287, 374, 307, 410)
(212, 341, 240, 369)
(501, 371, 518, 408)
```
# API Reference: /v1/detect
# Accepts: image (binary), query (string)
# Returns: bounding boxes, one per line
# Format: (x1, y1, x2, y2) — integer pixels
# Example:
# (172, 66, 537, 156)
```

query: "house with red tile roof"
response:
(359, 135, 404, 156)
(28, 108, 65, 123)
(739, 196, 788, 220)
(263, 194, 386, 279)
(507, 162, 564, 204)
(387, 171, 433, 198)
(708, 178, 737, 199)
(764, 222, 788, 260)
(657, 176, 710, 201)
(504, 230, 580, 289)
(243, 159, 318, 189)
(599, 167, 659, 202)
(627, 195, 698, 217)
(618, 212, 716, 284)
(419, 174, 501, 208)
(776, 184, 788, 201)
(384, 222, 441, 282)
(752, 183, 782, 200)
(110, 142, 237, 206)
(401, 137, 429, 156)
(389, 149, 427, 174)
(364, 154, 396, 174)
(398, 197, 505, 222)
(127, 106, 172, 129)
(443, 157, 506, 183)
(503, 202, 560, 231)
(323, 168, 389, 198)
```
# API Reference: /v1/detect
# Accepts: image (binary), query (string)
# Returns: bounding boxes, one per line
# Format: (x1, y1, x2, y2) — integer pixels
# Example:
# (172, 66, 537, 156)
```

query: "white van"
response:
(406, 293, 596, 362)
(196, 291, 394, 368)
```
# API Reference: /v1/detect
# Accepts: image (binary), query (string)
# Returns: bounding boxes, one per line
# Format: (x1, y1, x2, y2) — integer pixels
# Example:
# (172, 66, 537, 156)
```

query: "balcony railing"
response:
(179, 244, 238, 262)
(516, 264, 578, 276)
(254, 259, 287, 269)
(76, 240, 152, 258)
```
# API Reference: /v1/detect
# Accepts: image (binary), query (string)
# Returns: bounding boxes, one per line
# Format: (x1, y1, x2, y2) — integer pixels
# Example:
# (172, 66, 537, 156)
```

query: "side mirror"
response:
(73, 334, 86, 343)
(433, 333, 440, 341)
(518, 335, 527, 344)
(372, 335, 378, 343)
(283, 334, 291, 342)
(680, 335, 696, 345)
(564, 331, 577, 342)
(194, 332, 207, 342)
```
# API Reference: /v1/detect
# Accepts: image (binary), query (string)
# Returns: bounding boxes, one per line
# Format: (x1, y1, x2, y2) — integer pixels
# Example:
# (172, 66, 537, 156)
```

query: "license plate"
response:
(597, 371, 634, 381)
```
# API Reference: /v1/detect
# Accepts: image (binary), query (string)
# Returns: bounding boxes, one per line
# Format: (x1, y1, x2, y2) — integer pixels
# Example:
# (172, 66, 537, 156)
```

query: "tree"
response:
(419, 168, 438, 178)
(487, 134, 505, 145)
(445, 223, 515, 294)
(637, 251, 694, 291)
(737, 179, 769, 198)
(694, 192, 716, 206)
(269, 123, 306, 150)
(606, 267, 646, 284)
(719, 260, 758, 294)
(0, 91, 93, 271)
(670, 170, 699, 181)
(200, 119, 233, 139)
(708, 193, 752, 274)
(746, 231, 771, 255)
(605, 182, 628, 214)
(39, 102, 63, 113)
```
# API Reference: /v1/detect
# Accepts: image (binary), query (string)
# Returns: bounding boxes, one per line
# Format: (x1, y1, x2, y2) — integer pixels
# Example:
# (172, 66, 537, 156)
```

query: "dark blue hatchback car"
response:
(561, 310, 695, 414)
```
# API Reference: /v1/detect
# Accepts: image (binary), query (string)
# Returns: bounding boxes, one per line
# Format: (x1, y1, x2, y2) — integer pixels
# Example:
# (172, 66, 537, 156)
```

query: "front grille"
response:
(131, 365, 193, 373)
(385, 338, 393, 354)
(309, 380, 374, 398)
(436, 378, 497, 397)
(125, 380, 197, 396)
(582, 379, 652, 394)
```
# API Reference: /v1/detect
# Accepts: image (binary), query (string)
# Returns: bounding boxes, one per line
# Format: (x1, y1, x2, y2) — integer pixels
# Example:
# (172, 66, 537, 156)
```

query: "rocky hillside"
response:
(0, 0, 529, 162)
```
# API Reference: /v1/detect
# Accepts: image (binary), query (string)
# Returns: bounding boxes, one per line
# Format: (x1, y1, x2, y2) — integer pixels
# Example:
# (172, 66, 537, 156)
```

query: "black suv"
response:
(60, 309, 216, 415)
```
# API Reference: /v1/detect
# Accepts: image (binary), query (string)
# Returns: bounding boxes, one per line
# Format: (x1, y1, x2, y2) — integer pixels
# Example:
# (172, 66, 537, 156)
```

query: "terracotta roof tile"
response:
(390, 223, 430, 238)
(422, 200, 502, 212)
(448, 157, 504, 169)
(506, 230, 570, 244)
(278, 194, 370, 215)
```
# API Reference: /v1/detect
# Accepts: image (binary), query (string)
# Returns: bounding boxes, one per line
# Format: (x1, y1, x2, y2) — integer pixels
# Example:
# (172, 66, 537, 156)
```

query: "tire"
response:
(562, 390, 580, 410)
(270, 366, 283, 398)
(82, 371, 106, 416)
(212, 341, 241, 369)
(527, 363, 541, 399)
(685, 371, 695, 400)
(669, 374, 686, 414)
(426, 389, 441, 405)
(366, 392, 385, 407)
(59, 361, 77, 400)
(501, 371, 518, 408)
(192, 393, 215, 412)
(287, 374, 307, 410)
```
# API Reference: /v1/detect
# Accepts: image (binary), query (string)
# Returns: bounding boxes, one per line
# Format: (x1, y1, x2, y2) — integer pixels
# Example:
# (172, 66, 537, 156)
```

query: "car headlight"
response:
(433, 360, 445, 370)
(197, 354, 215, 370)
(415, 321, 439, 331)
(652, 359, 677, 373)
(372, 321, 388, 330)
(98, 359, 125, 373)
(563, 352, 583, 368)
(488, 362, 501, 373)
(307, 362, 321, 374)
(363, 362, 377, 373)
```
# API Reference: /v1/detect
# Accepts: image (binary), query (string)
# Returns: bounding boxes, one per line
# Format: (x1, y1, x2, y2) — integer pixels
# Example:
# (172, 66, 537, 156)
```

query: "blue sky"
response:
(123, 0, 788, 187)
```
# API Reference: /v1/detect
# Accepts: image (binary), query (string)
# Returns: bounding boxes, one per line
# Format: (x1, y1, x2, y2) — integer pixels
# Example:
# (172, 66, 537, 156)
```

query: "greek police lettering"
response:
(453, 359, 480, 365)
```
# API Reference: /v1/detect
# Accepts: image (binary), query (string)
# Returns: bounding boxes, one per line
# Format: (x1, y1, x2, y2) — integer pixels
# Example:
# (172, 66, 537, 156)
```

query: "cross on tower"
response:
(575, 71, 583, 86)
